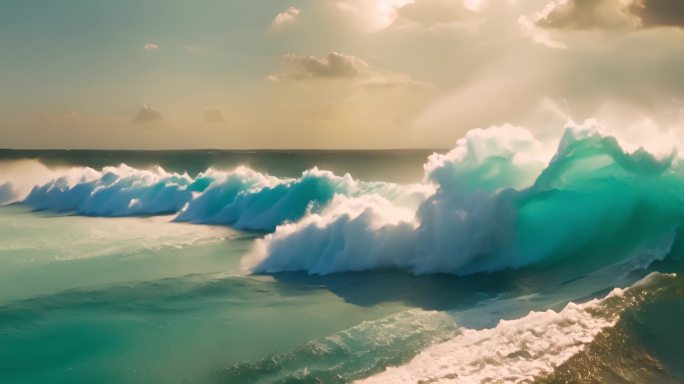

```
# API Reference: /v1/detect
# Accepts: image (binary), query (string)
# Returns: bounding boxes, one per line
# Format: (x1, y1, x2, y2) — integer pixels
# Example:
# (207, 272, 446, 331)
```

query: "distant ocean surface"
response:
(2, 126, 684, 383)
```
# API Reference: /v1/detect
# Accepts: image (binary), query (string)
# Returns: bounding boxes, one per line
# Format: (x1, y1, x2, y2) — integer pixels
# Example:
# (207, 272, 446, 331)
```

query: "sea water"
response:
(2, 125, 684, 383)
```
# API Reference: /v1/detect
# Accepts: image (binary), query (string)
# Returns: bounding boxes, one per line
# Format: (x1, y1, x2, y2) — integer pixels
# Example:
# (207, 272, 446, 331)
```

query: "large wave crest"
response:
(4, 122, 684, 277)
(248, 124, 684, 276)
(1, 162, 428, 232)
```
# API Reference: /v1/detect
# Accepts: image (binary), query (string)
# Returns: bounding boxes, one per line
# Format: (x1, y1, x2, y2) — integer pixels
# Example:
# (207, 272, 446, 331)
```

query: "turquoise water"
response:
(2, 126, 684, 383)
(0, 206, 427, 384)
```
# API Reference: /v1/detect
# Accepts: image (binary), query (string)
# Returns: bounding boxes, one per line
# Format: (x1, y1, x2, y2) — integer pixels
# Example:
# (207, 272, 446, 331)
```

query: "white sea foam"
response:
(250, 123, 684, 276)
(0, 158, 430, 233)
(3, 123, 684, 278)
(177, 167, 431, 231)
(359, 273, 671, 384)
(0, 159, 66, 204)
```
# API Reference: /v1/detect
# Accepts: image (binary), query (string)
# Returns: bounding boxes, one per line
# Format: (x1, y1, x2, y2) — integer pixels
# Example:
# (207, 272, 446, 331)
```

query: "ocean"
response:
(1, 125, 684, 383)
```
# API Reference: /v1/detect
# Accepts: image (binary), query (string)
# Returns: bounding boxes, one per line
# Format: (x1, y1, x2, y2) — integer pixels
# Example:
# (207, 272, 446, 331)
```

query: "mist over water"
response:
(0, 149, 434, 183)
(2, 124, 684, 383)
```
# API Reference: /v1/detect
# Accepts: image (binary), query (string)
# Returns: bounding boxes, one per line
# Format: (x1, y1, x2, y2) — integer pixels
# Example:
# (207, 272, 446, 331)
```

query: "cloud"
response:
(519, 15, 569, 49)
(522, 0, 684, 48)
(532, 0, 684, 31)
(281, 52, 369, 79)
(39, 109, 84, 126)
(144, 43, 159, 50)
(271, 7, 301, 28)
(628, 0, 684, 28)
(132, 105, 163, 124)
(332, 0, 482, 32)
(272, 51, 431, 90)
(362, 73, 433, 90)
(533, 0, 638, 31)
(333, 0, 413, 31)
(203, 106, 225, 123)
(394, 0, 478, 28)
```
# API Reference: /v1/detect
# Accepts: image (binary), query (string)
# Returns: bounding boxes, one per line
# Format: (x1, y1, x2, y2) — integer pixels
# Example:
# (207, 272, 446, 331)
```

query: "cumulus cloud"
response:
(521, 0, 684, 48)
(144, 43, 159, 50)
(281, 52, 369, 79)
(132, 105, 163, 124)
(203, 106, 225, 123)
(519, 16, 569, 49)
(271, 6, 300, 28)
(271, 51, 431, 90)
(333, 0, 481, 32)
(629, 0, 684, 28)
(533, 0, 638, 31)
(532, 0, 684, 31)
(394, 0, 479, 29)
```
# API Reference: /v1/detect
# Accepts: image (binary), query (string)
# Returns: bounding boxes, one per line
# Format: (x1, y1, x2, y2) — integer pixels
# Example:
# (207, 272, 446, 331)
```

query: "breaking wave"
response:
(5, 123, 684, 383)
(176, 168, 429, 231)
(5, 122, 684, 277)
(1, 162, 428, 232)
(249, 124, 684, 276)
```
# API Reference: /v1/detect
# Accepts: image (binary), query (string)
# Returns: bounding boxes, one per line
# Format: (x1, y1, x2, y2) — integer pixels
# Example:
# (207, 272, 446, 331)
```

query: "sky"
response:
(1, 0, 683, 149)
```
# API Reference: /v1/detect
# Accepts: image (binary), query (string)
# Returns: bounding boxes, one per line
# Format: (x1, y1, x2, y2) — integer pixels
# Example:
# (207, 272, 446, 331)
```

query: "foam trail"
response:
(251, 124, 684, 275)
(219, 309, 458, 383)
(359, 272, 674, 384)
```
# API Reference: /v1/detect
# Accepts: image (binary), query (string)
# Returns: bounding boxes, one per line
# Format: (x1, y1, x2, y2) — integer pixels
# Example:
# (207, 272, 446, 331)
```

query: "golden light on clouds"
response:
(2, 0, 684, 149)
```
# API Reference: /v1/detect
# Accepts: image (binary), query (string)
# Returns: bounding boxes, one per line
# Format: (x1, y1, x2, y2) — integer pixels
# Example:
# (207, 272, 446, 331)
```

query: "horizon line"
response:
(0, 147, 449, 152)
